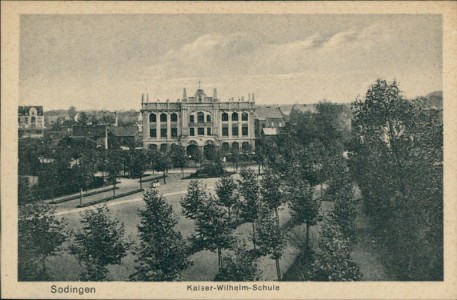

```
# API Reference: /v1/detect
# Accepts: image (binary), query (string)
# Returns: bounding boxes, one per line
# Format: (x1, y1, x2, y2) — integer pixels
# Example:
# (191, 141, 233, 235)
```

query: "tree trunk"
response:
(181, 166, 184, 178)
(275, 258, 281, 281)
(252, 222, 257, 251)
(51, 187, 54, 204)
(163, 172, 166, 184)
(258, 163, 261, 175)
(218, 248, 222, 270)
(306, 223, 310, 249)
(79, 188, 83, 206)
(140, 174, 143, 189)
(274, 207, 280, 227)
(320, 183, 323, 200)
(228, 207, 232, 223)
(113, 182, 116, 198)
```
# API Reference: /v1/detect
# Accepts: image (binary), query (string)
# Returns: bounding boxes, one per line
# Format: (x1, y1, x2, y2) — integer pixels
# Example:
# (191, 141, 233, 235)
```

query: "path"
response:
(351, 203, 394, 281)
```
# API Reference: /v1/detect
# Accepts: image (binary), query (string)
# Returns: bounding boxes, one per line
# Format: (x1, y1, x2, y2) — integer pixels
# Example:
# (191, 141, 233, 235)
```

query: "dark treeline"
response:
(350, 79, 443, 280)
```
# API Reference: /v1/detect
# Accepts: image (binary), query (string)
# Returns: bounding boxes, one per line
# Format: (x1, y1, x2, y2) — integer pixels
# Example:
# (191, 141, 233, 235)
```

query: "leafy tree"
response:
(170, 144, 187, 177)
(68, 106, 77, 120)
(77, 152, 97, 194)
(308, 218, 362, 281)
(106, 150, 122, 197)
(288, 176, 320, 249)
(215, 174, 239, 222)
(351, 79, 443, 280)
(131, 188, 191, 281)
(237, 167, 260, 250)
(190, 198, 234, 269)
(180, 180, 210, 219)
(129, 150, 147, 188)
(214, 239, 262, 281)
(70, 205, 130, 281)
(260, 169, 283, 224)
(326, 155, 359, 241)
(78, 111, 89, 125)
(230, 146, 241, 171)
(18, 202, 67, 281)
(255, 204, 286, 281)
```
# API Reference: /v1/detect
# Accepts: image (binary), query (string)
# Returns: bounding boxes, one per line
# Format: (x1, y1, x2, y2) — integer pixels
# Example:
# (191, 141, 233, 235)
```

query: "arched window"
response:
(242, 112, 249, 121)
(190, 115, 195, 123)
(160, 113, 167, 122)
(206, 115, 212, 123)
(222, 113, 228, 122)
(232, 142, 239, 151)
(171, 113, 178, 122)
(232, 112, 238, 121)
(149, 113, 156, 122)
(197, 112, 204, 123)
(31, 116, 36, 124)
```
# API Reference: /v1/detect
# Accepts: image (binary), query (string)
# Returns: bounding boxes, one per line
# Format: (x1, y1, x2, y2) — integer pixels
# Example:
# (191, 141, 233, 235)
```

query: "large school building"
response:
(141, 87, 256, 154)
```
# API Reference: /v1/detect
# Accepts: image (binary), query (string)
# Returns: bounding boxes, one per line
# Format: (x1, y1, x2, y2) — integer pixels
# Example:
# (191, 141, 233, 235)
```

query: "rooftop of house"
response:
(108, 126, 138, 137)
(254, 106, 284, 120)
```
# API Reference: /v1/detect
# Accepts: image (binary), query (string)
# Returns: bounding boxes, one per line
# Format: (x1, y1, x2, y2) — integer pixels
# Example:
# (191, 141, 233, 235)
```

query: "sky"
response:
(19, 14, 442, 111)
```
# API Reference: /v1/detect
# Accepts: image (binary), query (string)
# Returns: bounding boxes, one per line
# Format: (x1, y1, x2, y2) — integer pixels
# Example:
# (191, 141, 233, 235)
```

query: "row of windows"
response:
(190, 113, 211, 123)
(149, 113, 178, 123)
(221, 112, 249, 122)
(222, 126, 249, 137)
(189, 128, 212, 136)
(150, 128, 178, 138)
(149, 112, 250, 123)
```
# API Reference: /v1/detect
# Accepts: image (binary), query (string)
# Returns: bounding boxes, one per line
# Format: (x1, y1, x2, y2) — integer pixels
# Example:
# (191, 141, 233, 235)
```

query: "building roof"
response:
(18, 106, 44, 116)
(262, 128, 279, 136)
(254, 106, 284, 120)
(108, 126, 138, 137)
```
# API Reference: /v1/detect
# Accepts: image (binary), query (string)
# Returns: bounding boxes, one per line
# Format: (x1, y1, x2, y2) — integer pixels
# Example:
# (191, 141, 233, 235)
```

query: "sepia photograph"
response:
(2, 1, 457, 299)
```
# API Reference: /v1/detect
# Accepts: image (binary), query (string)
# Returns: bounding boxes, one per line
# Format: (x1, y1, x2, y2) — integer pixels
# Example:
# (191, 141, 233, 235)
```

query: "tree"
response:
(237, 167, 260, 250)
(214, 239, 262, 281)
(229, 146, 241, 171)
(260, 169, 283, 224)
(130, 150, 147, 188)
(180, 180, 210, 219)
(351, 79, 443, 280)
(326, 155, 359, 241)
(18, 202, 67, 281)
(131, 188, 191, 281)
(191, 198, 234, 269)
(255, 204, 286, 281)
(78, 111, 89, 125)
(68, 106, 77, 120)
(106, 150, 122, 197)
(215, 174, 239, 223)
(69, 205, 130, 281)
(77, 152, 97, 194)
(308, 218, 362, 281)
(170, 144, 187, 177)
(288, 176, 320, 249)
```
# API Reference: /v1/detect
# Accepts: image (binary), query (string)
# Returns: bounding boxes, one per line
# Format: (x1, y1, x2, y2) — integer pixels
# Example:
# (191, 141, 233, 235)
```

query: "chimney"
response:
(142, 93, 144, 103)
(183, 88, 187, 100)
(252, 93, 255, 102)
(213, 88, 217, 100)
(248, 93, 251, 101)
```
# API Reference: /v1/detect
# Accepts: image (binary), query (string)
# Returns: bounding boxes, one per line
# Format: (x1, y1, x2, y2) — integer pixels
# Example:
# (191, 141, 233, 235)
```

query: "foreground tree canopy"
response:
(350, 79, 443, 280)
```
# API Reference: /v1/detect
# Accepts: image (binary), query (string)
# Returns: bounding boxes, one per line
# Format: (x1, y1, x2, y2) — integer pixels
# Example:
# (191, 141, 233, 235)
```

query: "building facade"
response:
(18, 106, 45, 138)
(141, 87, 256, 153)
